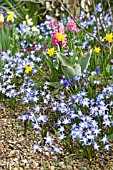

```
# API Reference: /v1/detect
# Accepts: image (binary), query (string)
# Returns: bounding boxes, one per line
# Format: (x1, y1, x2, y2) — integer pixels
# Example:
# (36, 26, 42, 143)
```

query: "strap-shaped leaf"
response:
(107, 134, 113, 141)
(79, 49, 92, 72)
(49, 82, 62, 88)
(56, 52, 71, 66)
(62, 64, 81, 79)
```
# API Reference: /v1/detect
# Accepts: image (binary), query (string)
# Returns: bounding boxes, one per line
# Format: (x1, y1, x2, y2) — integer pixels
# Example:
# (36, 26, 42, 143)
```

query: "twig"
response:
(37, 9, 48, 17)
(13, 2, 25, 10)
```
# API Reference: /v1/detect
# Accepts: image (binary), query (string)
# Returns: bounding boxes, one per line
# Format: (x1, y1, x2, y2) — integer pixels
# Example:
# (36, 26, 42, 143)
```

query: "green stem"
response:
(4, 0, 23, 20)
(1, 23, 5, 50)
(10, 97, 15, 110)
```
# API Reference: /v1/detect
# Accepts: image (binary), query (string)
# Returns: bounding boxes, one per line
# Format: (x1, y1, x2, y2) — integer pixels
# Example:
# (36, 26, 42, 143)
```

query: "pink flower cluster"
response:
(52, 23, 68, 50)
(66, 19, 78, 33)
(49, 17, 78, 50)
(49, 18, 58, 28)
(0, 22, 12, 28)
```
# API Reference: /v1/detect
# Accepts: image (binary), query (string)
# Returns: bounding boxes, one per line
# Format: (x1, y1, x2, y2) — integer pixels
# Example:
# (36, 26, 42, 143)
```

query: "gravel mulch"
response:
(0, 102, 113, 170)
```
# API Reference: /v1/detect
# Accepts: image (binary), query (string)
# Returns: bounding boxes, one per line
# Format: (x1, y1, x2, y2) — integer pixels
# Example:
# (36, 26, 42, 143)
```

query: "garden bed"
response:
(0, 102, 113, 170)
(0, 1, 113, 170)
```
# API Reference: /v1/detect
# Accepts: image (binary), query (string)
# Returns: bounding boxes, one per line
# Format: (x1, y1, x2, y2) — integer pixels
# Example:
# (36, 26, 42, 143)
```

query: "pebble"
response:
(66, 164, 73, 170)
(58, 161, 65, 168)
(1, 103, 113, 170)
(13, 168, 19, 170)
(22, 159, 28, 163)
(50, 165, 56, 170)
(52, 156, 57, 160)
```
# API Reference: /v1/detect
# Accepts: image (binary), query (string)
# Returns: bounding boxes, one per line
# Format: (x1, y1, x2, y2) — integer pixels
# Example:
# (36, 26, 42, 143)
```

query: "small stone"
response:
(58, 161, 65, 168)
(25, 164, 30, 168)
(66, 165, 73, 170)
(22, 159, 28, 163)
(108, 162, 113, 164)
(50, 166, 55, 170)
(13, 168, 19, 170)
(19, 168, 23, 170)
(32, 160, 39, 167)
(40, 168, 44, 170)
(73, 166, 79, 170)
(45, 152, 50, 156)
(0, 160, 4, 163)
(13, 158, 18, 162)
(52, 156, 57, 160)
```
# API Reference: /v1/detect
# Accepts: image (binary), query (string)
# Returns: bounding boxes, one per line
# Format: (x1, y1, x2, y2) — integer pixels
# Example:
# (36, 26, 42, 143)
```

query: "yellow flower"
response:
(7, 12, 17, 22)
(93, 47, 101, 53)
(56, 33, 65, 41)
(0, 13, 4, 23)
(47, 48, 55, 57)
(104, 33, 113, 42)
(25, 65, 32, 74)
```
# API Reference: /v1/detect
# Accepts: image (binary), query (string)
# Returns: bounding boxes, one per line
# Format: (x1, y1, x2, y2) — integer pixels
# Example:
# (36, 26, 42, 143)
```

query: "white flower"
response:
(39, 35, 43, 39)
(32, 26, 40, 33)
(23, 15, 33, 26)
(0, 13, 4, 22)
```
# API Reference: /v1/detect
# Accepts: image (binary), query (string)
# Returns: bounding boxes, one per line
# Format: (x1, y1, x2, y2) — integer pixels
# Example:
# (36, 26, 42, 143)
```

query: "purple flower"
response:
(104, 144, 111, 151)
(101, 134, 108, 144)
(53, 145, 62, 154)
(63, 79, 70, 88)
(96, 66, 100, 74)
(93, 142, 100, 151)
(44, 133, 54, 146)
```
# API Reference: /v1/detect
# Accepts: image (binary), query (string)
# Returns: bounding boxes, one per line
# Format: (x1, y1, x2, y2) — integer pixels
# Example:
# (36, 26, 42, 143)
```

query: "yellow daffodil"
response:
(93, 46, 101, 53)
(0, 13, 4, 23)
(7, 12, 17, 22)
(56, 33, 65, 41)
(104, 33, 113, 42)
(47, 48, 55, 57)
(25, 65, 32, 74)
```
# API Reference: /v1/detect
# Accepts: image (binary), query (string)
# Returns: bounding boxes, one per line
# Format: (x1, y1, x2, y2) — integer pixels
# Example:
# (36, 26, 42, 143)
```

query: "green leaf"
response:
(64, 153, 84, 159)
(61, 64, 81, 79)
(51, 127, 60, 137)
(79, 49, 92, 72)
(49, 82, 62, 89)
(4, 0, 24, 20)
(107, 164, 113, 167)
(73, 63, 81, 73)
(106, 65, 113, 74)
(34, 63, 50, 80)
(0, 54, 2, 72)
(56, 52, 71, 66)
(107, 134, 113, 141)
